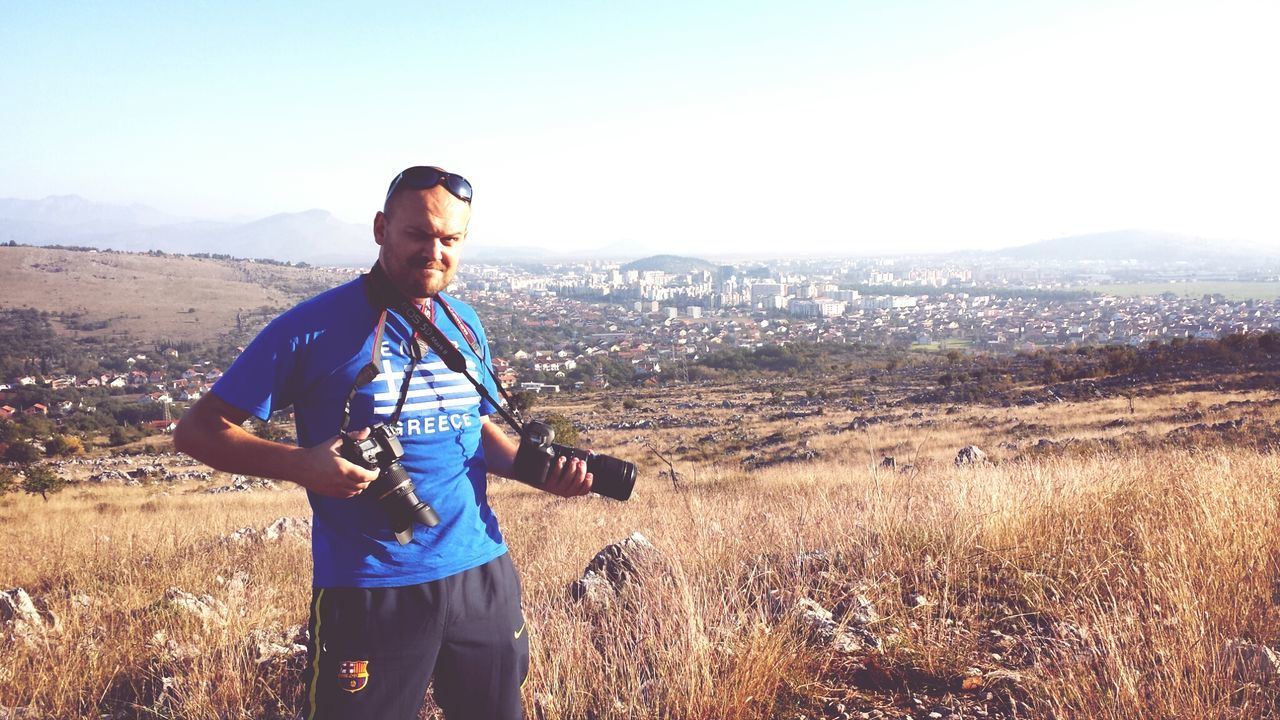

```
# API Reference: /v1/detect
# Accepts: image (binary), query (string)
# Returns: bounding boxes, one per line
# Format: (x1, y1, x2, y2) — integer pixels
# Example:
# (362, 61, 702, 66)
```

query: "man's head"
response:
(373, 166, 473, 300)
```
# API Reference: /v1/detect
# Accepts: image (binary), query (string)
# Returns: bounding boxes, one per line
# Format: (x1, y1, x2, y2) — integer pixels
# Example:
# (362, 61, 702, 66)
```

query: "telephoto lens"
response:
(341, 424, 441, 545)
(513, 420, 636, 501)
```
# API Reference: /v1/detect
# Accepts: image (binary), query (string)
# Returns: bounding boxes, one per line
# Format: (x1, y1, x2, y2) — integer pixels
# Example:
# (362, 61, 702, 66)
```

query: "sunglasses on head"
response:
(384, 166, 473, 205)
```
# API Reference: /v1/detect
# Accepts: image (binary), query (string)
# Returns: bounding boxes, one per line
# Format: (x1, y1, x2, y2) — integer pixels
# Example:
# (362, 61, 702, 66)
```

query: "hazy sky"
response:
(2, 0, 1277, 255)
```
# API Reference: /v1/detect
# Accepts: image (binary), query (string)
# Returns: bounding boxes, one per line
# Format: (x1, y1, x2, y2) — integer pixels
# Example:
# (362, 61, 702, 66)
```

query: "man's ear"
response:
(373, 211, 387, 246)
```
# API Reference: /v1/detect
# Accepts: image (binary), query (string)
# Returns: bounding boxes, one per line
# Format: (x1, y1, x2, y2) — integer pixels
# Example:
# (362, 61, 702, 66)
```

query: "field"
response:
(1086, 281, 1280, 301)
(0, 246, 351, 343)
(3, 374, 1280, 719)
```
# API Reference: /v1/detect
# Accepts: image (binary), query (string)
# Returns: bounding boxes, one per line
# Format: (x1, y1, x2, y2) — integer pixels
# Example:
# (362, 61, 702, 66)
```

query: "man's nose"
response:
(427, 239, 444, 261)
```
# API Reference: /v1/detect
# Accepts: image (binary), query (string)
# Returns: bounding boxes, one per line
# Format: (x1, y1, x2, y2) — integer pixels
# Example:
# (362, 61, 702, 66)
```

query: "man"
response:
(174, 166, 591, 720)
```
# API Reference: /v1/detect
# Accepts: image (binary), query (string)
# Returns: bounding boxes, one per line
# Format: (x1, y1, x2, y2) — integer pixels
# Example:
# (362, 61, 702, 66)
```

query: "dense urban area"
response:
(2, 251, 1278, 475)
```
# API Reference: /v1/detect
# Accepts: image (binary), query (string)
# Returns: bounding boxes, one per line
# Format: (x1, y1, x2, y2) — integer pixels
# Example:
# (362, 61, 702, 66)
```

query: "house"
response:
(147, 420, 177, 433)
(24, 403, 48, 416)
(0, 406, 15, 420)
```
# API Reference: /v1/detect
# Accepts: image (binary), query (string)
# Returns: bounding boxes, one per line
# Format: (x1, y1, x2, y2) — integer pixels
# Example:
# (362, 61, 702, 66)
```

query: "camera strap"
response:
(363, 263, 525, 434)
(339, 307, 420, 434)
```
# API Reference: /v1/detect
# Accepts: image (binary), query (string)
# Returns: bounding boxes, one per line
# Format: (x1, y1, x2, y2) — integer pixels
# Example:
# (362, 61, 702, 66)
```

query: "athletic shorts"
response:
(300, 553, 530, 720)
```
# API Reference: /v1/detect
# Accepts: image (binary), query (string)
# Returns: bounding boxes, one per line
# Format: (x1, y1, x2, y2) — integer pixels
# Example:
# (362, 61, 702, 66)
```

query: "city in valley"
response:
(3, 248, 1278, 421)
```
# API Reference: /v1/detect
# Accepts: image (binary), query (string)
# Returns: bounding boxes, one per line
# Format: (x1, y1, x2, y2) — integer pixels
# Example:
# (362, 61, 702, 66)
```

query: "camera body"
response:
(340, 423, 441, 545)
(512, 420, 636, 501)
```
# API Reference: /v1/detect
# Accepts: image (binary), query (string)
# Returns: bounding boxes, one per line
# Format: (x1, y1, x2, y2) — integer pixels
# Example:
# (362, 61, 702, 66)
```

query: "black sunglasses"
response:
(384, 166, 473, 206)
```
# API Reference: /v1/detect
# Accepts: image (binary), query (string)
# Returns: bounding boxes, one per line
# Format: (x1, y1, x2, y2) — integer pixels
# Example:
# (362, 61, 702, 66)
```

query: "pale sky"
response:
(2, 0, 1277, 255)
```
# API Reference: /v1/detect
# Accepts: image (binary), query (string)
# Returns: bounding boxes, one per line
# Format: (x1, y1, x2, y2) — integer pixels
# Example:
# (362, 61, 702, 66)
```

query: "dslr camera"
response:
(340, 423, 441, 545)
(512, 420, 636, 501)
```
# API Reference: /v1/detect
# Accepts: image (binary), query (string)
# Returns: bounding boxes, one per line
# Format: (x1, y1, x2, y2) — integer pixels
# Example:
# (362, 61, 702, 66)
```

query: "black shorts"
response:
(301, 553, 530, 720)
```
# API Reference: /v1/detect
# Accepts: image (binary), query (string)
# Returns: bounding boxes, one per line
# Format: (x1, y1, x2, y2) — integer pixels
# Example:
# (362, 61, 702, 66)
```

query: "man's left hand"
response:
(541, 455, 592, 498)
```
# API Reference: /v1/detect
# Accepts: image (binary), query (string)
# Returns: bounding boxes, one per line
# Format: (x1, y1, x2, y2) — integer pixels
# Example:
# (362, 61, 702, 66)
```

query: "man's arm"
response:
(173, 392, 378, 498)
(481, 417, 591, 497)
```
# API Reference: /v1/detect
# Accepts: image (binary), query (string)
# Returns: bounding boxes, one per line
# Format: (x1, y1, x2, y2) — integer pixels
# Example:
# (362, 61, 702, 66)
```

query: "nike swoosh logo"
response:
(514, 623, 525, 639)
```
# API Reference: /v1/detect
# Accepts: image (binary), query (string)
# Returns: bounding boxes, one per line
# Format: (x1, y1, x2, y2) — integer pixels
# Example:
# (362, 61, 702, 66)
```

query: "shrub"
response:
(22, 464, 67, 501)
(543, 413, 580, 447)
(45, 434, 84, 457)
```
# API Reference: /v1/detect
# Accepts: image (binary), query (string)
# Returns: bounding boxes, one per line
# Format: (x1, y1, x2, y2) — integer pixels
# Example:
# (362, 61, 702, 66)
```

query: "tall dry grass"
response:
(2, 444, 1279, 718)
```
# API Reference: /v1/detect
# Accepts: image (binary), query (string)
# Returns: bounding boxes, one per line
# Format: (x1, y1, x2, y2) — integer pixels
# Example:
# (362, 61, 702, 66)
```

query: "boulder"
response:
(248, 624, 308, 667)
(225, 516, 312, 544)
(955, 445, 988, 466)
(0, 588, 52, 642)
(569, 532, 667, 609)
(151, 588, 228, 626)
(794, 597, 880, 652)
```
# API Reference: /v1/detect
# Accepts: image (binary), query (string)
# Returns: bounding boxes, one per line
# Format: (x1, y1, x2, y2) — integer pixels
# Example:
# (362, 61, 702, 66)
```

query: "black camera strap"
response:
(339, 308, 420, 434)
(363, 263, 525, 434)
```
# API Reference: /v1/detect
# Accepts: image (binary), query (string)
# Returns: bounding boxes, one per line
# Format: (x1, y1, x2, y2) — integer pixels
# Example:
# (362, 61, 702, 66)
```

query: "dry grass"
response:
(4, 389, 1280, 719)
(0, 246, 350, 342)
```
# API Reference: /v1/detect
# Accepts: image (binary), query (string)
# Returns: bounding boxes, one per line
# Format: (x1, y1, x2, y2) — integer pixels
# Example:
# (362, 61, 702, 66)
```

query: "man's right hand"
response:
(297, 430, 381, 498)
(174, 394, 381, 498)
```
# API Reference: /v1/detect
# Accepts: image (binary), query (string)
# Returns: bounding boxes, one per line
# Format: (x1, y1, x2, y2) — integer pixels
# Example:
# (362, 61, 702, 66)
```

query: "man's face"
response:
(373, 186, 471, 300)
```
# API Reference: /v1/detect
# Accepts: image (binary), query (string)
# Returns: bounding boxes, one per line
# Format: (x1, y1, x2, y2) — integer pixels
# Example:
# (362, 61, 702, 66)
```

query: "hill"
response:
(0, 245, 355, 343)
(622, 254, 717, 274)
(997, 229, 1276, 263)
(0, 196, 375, 266)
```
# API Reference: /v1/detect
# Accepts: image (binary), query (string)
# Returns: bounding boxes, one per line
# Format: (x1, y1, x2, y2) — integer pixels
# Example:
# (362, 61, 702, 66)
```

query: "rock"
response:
(248, 624, 308, 667)
(794, 597, 880, 652)
(207, 475, 277, 494)
(568, 532, 667, 609)
(148, 629, 201, 665)
(225, 516, 311, 544)
(955, 445, 987, 466)
(1225, 639, 1280, 681)
(152, 588, 228, 626)
(0, 588, 52, 642)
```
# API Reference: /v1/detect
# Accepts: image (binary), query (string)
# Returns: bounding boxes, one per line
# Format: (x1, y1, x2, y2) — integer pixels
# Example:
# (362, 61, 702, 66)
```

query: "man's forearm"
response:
(176, 423, 306, 483)
(174, 411, 310, 485)
(481, 418, 519, 478)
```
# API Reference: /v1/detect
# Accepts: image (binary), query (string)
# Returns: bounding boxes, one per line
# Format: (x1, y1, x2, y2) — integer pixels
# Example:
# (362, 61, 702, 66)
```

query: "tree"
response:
(510, 391, 538, 414)
(4, 442, 41, 465)
(0, 467, 17, 495)
(23, 464, 67, 501)
(45, 434, 84, 457)
(543, 413, 580, 448)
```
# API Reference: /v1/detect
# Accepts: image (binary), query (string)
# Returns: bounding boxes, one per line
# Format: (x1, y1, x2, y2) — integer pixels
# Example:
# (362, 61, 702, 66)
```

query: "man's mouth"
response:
(410, 258, 446, 271)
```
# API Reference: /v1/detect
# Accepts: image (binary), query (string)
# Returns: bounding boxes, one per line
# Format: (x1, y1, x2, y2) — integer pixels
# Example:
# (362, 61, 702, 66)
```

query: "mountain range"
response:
(1, 195, 1274, 265)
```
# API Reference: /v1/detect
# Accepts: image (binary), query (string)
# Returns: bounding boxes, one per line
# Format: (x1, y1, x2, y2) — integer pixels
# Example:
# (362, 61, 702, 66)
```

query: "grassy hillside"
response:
(2, 377, 1279, 719)
(0, 246, 355, 343)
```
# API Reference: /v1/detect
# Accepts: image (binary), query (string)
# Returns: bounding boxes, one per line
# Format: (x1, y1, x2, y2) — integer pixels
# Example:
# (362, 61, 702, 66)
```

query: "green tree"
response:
(4, 442, 41, 464)
(23, 464, 67, 501)
(543, 413, 580, 447)
(0, 467, 17, 495)
(45, 434, 85, 457)
(510, 391, 538, 414)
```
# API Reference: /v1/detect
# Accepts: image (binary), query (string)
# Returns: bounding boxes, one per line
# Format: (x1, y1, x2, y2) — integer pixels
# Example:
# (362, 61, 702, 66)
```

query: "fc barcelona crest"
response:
(337, 660, 370, 693)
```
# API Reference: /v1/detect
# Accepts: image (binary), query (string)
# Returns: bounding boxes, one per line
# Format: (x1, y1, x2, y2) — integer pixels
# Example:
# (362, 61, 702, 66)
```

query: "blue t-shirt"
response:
(211, 276, 507, 587)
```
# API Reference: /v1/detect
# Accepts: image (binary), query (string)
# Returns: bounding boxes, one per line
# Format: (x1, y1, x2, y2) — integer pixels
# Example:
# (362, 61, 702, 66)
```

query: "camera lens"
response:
(587, 453, 636, 501)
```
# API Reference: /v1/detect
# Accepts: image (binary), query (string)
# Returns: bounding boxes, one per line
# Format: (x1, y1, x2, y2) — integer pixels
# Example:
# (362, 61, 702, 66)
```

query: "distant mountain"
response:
(997, 230, 1276, 263)
(0, 196, 374, 265)
(0, 195, 659, 266)
(622, 254, 716, 274)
